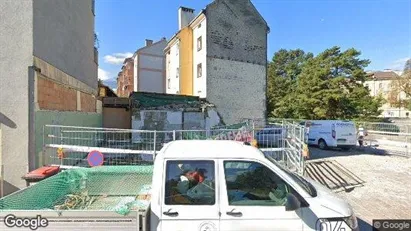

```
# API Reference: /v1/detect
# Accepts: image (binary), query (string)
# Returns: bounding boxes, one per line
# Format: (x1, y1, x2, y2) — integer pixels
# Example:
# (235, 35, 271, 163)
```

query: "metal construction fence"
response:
(357, 122, 411, 157)
(268, 118, 411, 157)
(42, 120, 307, 175)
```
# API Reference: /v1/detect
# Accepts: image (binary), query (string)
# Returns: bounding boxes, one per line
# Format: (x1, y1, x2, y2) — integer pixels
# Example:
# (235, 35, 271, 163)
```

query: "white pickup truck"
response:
(0, 140, 359, 231)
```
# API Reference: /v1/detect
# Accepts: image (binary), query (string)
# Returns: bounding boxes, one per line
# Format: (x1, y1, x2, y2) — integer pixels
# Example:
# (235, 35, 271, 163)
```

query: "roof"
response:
(367, 71, 400, 80)
(159, 140, 264, 159)
(130, 91, 213, 110)
(98, 82, 117, 97)
(123, 57, 133, 64)
(136, 37, 167, 54)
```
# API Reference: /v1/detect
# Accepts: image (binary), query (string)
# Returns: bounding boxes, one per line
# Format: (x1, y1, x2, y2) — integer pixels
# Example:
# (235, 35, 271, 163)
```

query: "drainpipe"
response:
(28, 66, 38, 171)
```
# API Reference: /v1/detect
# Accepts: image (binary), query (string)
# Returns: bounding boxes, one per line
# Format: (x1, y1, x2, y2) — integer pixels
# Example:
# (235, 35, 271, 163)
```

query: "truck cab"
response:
(150, 140, 359, 231)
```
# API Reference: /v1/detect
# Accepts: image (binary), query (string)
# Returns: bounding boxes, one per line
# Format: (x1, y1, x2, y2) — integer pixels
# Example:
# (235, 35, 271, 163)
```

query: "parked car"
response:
(301, 120, 357, 150)
(255, 126, 285, 147)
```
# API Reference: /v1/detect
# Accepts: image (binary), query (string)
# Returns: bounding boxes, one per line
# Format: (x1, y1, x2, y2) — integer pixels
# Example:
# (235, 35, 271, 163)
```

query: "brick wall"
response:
(80, 91, 96, 112)
(37, 77, 77, 111)
(37, 76, 96, 112)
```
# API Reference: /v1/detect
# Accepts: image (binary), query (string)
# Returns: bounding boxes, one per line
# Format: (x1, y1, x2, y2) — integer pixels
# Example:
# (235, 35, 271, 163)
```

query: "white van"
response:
(301, 120, 357, 150)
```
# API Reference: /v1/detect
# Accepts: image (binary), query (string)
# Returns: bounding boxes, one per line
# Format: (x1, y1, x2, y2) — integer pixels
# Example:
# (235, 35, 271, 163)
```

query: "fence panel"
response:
(43, 125, 157, 167)
(251, 119, 306, 175)
(358, 122, 411, 157)
(43, 120, 307, 174)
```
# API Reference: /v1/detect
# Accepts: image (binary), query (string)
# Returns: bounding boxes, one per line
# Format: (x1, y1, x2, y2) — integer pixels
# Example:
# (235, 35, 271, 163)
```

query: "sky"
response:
(96, 0, 411, 89)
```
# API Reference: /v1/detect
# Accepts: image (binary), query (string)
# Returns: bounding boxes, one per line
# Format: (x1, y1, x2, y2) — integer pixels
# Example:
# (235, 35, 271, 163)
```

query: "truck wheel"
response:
(318, 139, 327, 150)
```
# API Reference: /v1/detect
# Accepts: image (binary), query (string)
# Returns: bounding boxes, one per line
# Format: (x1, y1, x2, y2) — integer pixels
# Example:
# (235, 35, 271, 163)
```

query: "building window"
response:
(407, 112, 410, 117)
(197, 63, 202, 78)
(176, 68, 179, 78)
(197, 36, 202, 51)
(198, 23, 202, 28)
(176, 42, 179, 56)
(379, 83, 383, 89)
(167, 79, 170, 89)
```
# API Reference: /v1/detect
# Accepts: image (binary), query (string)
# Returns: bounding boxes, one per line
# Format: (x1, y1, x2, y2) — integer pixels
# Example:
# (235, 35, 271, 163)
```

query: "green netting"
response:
(0, 166, 153, 215)
(130, 91, 201, 108)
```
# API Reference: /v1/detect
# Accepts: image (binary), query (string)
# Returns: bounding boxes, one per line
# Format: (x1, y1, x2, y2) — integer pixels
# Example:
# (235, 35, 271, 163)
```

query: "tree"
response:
(387, 59, 411, 109)
(267, 46, 384, 120)
(267, 49, 313, 117)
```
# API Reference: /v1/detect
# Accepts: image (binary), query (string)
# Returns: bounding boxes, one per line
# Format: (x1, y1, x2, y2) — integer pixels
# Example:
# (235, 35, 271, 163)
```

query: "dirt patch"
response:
(306, 148, 411, 229)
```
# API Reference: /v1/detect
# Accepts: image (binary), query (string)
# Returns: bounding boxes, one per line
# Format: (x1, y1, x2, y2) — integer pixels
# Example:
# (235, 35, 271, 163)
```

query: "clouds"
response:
(388, 57, 410, 70)
(103, 52, 133, 65)
(98, 68, 111, 81)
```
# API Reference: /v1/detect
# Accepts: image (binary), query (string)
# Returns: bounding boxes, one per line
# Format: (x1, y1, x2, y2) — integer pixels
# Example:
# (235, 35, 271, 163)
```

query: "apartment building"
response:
(133, 39, 167, 93)
(365, 70, 411, 118)
(0, 0, 100, 195)
(165, 0, 269, 124)
(116, 39, 167, 96)
(117, 58, 134, 97)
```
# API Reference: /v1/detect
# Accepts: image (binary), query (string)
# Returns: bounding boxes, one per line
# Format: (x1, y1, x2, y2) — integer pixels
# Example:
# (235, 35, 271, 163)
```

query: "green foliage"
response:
(267, 49, 313, 118)
(387, 60, 411, 110)
(267, 46, 384, 120)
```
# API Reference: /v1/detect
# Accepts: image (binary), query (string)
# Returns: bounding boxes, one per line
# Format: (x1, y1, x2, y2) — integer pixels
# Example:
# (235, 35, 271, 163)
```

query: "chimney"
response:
(178, 7, 195, 30)
(145, 39, 153, 46)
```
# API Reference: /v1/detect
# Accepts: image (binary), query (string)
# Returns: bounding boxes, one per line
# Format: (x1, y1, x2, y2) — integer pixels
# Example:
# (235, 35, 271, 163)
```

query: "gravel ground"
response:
(306, 148, 411, 230)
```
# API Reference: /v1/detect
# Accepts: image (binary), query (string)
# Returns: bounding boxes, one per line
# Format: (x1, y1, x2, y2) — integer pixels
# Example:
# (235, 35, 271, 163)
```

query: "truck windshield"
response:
(264, 154, 317, 197)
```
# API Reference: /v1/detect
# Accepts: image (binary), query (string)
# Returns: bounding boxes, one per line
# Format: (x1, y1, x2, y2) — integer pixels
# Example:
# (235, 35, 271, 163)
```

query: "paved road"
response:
(306, 148, 411, 231)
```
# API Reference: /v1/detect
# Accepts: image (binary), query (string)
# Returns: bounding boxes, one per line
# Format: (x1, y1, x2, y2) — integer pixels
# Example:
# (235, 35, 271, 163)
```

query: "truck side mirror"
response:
(285, 193, 301, 211)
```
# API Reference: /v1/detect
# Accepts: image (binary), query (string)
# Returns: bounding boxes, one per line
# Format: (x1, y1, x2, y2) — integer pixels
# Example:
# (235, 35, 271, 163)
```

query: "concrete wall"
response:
(192, 17, 207, 98)
(207, 58, 266, 124)
(34, 111, 102, 168)
(33, 0, 97, 89)
(205, 0, 268, 124)
(183, 112, 205, 130)
(0, 0, 34, 195)
(131, 109, 221, 130)
(166, 41, 180, 94)
(137, 40, 166, 93)
(139, 70, 164, 93)
(139, 55, 164, 70)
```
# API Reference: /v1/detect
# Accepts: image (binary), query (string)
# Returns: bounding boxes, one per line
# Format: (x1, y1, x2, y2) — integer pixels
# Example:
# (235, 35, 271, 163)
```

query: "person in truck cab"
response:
(172, 164, 215, 204)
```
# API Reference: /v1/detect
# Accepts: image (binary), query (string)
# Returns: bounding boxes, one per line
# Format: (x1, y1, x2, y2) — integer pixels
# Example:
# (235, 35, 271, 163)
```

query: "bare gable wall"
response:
(205, 0, 267, 124)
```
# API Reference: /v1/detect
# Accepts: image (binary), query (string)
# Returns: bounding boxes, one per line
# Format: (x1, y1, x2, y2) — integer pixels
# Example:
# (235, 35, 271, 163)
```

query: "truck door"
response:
(161, 160, 219, 231)
(218, 160, 304, 231)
